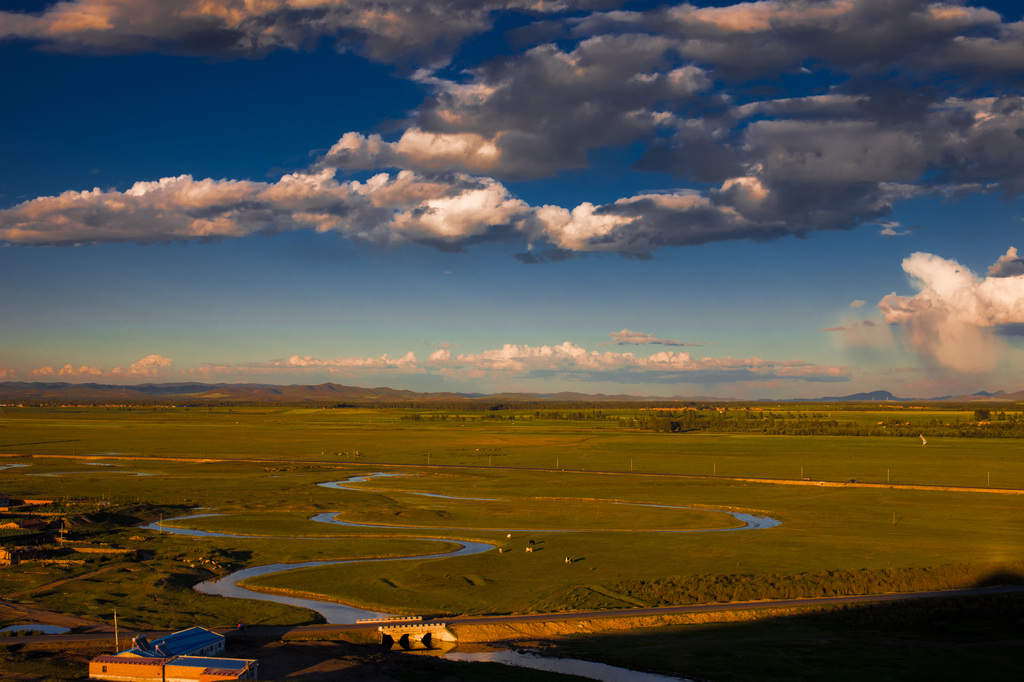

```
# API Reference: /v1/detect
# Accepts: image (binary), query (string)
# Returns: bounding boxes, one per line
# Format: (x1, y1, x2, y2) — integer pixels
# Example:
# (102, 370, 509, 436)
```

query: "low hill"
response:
(1, 382, 1021, 405)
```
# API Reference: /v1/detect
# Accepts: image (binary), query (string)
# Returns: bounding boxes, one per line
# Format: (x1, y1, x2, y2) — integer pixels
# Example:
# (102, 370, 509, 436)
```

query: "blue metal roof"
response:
(154, 627, 223, 652)
(122, 627, 223, 657)
(170, 656, 251, 670)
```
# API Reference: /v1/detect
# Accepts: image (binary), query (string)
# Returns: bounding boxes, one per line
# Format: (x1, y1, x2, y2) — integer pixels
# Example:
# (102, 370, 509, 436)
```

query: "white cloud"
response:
(608, 329, 696, 346)
(0, 168, 531, 249)
(31, 364, 104, 378)
(878, 221, 912, 237)
(285, 352, 419, 370)
(20, 340, 841, 387)
(988, 246, 1024, 277)
(424, 341, 846, 384)
(29, 355, 173, 380)
(0, 0, 577, 64)
(879, 251, 1024, 372)
(324, 129, 503, 174)
(5, 3, 1024, 259)
(119, 354, 174, 376)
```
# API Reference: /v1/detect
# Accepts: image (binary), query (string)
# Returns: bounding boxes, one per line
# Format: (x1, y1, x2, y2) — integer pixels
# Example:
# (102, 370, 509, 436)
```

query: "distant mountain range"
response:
(1, 382, 1022, 404)
(810, 389, 1024, 402)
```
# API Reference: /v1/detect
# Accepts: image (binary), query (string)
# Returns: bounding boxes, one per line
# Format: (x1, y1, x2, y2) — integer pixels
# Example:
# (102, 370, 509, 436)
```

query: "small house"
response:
(89, 654, 257, 681)
(121, 627, 225, 658)
(90, 627, 256, 682)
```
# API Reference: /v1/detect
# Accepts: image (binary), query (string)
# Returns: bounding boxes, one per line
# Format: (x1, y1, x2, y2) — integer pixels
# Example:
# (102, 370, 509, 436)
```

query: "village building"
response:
(88, 654, 257, 682)
(0, 546, 40, 566)
(120, 628, 226, 658)
(89, 627, 257, 682)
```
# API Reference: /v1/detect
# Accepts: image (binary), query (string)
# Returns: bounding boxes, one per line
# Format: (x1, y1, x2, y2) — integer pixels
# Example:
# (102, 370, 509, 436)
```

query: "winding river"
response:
(162, 473, 779, 622)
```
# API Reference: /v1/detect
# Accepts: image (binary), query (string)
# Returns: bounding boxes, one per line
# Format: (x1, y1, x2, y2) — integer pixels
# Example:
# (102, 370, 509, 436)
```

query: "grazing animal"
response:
(565, 557, 572, 564)
(506, 533, 512, 539)
(525, 547, 533, 553)
(920, 434, 927, 446)
(498, 548, 505, 554)
(529, 540, 535, 545)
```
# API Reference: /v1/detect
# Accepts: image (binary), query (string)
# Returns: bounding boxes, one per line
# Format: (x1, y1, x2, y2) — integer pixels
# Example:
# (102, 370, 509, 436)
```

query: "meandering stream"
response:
(148, 472, 774, 681)
(171, 473, 779, 622)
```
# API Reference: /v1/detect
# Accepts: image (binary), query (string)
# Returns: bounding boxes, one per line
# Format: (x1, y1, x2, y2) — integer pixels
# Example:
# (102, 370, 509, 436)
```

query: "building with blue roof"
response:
(89, 627, 257, 681)
(121, 626, 224, 658)
(89, 653, 258, 681)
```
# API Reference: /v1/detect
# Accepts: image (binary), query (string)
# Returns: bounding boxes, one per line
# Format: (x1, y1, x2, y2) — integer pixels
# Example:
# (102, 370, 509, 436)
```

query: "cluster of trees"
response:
(618, 409, 1024, 437)
(533, 410, 609, 421)
(399, 413, 471, 422)
(400, 409, 611, 421)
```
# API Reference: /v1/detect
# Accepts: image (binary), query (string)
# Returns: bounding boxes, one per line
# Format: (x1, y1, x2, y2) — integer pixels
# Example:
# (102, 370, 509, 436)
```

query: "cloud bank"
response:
(0, 0, 587, 64)
(2, 1, 1023, 258)
(30, 354, 173, 379)
(13, 340, 847, 387)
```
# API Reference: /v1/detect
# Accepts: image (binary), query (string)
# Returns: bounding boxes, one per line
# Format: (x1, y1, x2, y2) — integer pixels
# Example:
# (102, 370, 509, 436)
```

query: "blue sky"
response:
(1, 0, 1023, 399)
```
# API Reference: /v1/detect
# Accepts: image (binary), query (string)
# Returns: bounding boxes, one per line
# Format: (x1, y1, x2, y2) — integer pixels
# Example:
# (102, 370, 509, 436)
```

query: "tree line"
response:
(617, 409, 1024, 437)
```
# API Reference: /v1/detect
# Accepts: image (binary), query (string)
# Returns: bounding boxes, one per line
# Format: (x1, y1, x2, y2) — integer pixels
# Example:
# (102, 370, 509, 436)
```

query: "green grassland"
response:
(1, 404, 1023, 634)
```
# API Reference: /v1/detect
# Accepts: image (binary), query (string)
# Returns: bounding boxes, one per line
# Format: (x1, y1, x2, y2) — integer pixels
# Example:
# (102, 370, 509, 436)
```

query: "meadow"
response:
(1, 403, 1023, 679)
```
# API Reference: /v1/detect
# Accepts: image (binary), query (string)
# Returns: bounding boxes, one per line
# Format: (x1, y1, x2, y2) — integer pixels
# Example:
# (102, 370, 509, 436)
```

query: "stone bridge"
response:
(379, 622, 457, 650)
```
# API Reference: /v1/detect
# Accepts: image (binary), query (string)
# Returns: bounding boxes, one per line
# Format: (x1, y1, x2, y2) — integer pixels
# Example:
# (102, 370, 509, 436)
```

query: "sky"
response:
(1, 0, 1023, 400)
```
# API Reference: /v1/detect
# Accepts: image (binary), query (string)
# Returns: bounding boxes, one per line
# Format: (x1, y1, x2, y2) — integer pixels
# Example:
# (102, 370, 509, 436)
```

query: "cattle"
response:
(525, 547, 533, 553)
(529, 540, 535, 545)
(565, 557, 572, 564)
(506, 533, 512, 539)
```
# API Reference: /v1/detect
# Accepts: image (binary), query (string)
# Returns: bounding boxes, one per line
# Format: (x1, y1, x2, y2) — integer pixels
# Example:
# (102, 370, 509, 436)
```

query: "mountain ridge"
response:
(1, 382, 1022, 404)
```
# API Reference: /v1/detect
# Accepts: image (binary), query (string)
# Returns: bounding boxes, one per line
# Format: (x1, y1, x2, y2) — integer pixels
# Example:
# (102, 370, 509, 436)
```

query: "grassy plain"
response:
(1, 404, 1023, 679)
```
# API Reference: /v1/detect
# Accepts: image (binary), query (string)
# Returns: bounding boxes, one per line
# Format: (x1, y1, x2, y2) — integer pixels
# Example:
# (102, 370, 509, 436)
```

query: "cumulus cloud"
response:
(4, 2, 1024, 259)
(0, 0, 588, 64)
(321, 88, 1024, 256)
(284, 352, 418, 371)
(423, 341, 846, 384)
(324, 129, 503, 174)
(608, 329, 697, 346)
(988, 246, 1024, 277)
(321, 37, 710, 179)
(119, 354, 174, 376)
(52, 341, 843, 387)
(0, 167, 903, 257)
(29, 354, 173, 380)
(0, 168, 531, 249)
(878, 221, 914, 237)
(879, 251, 1024, 372)
(574, 0, 1007, 78)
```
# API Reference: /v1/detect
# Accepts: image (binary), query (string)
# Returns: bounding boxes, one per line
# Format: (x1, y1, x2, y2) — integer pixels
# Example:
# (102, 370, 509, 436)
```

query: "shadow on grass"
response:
(549, 572, 1024, 682)
(219, 573, 1024, 681)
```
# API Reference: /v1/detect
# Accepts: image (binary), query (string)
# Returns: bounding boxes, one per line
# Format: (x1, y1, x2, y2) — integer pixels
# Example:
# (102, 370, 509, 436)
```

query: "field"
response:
(1, 403, 1023, 680)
